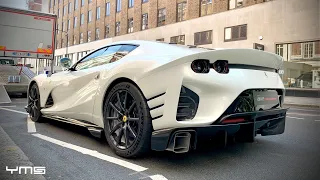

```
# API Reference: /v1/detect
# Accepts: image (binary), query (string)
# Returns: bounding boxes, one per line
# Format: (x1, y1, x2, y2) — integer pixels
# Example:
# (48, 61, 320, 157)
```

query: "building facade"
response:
(34, 0, 320, 88)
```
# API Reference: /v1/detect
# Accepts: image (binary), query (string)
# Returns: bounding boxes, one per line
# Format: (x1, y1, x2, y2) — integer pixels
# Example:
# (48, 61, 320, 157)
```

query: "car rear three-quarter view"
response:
(26, 40, 287, 158)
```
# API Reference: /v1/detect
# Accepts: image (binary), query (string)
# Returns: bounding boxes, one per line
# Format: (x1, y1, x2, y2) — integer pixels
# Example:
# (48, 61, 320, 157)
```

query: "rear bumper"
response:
(151, 108, 288, 151)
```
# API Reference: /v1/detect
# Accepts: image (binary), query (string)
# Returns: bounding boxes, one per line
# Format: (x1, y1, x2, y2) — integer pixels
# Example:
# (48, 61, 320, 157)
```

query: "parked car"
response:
(26, 40, 287, 158)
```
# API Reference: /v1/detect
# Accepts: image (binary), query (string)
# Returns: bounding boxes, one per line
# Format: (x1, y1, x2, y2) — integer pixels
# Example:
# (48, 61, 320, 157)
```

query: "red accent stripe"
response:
(4, 49, 51, 54)
(222, 118, 245, 124)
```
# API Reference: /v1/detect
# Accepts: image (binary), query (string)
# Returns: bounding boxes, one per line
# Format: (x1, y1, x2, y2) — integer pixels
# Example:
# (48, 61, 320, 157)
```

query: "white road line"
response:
(27, 116, 36, 133)
(149, 174, 169, 180)
(287, 113, 320, 117)
(0, 107, 28, 115)
(289, 108, 320, 112)
(287, 116, 304, 120)
(0, 105, 17, 108)
(32, 133, 148, 172)
(315, 120, 320, 122)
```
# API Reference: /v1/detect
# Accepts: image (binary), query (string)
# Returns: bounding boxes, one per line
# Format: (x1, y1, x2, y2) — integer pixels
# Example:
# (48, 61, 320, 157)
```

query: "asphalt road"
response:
(0, 97, 320, 180)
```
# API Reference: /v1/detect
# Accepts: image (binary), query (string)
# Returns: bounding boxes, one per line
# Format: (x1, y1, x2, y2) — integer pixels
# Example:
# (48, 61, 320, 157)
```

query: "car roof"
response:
(108, 40, 214, 54)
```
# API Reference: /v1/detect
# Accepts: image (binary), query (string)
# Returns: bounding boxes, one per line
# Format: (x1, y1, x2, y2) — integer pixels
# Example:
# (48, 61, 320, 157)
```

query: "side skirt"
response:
(42, 114, 104, 138)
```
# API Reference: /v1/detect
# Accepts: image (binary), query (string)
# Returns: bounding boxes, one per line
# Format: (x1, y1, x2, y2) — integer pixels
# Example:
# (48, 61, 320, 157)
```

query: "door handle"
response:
(94, 73, 100, 80)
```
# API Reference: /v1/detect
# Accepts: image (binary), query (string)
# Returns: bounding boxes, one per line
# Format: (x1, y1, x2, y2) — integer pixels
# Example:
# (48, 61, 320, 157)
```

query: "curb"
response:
(283, 103, 320, 108)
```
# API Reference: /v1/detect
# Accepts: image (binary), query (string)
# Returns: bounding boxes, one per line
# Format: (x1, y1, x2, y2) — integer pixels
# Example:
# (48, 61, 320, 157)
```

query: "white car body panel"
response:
(30, 40, 285, 131)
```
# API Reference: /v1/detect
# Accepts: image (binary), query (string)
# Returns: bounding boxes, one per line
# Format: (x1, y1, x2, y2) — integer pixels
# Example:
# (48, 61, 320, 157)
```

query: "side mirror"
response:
(59, 57, 72, 69)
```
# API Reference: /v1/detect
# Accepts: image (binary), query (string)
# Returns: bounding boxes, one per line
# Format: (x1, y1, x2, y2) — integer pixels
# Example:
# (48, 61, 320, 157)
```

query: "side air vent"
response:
(45, 94, 54, 108)
(176, 86, 199, 121)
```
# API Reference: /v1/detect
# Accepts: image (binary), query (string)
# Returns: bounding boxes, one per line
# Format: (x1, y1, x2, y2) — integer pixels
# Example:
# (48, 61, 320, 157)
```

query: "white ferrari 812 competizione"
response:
(26, 40, 287, 158)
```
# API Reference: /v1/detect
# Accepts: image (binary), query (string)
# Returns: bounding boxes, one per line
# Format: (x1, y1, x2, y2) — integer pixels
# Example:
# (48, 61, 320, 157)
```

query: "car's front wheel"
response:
(103, 82, 152, 158)
(27, 83, 43, 122)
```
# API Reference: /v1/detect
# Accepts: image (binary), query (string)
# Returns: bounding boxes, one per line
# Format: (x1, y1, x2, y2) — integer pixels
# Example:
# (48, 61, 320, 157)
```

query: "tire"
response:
(103, 82, 152, 158)
(28, 83, 43, 122)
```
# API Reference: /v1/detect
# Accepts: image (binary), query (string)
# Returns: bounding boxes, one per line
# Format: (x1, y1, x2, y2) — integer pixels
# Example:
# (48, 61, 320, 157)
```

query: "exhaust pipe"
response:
(166, 131, 192, 153)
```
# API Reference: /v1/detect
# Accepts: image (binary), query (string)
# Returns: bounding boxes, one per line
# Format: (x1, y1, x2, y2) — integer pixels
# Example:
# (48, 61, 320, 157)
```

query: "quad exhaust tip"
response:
(166, 131, 192, 153)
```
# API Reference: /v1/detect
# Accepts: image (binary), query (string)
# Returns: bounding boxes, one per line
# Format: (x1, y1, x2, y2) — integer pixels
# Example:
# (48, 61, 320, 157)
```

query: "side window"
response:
(75, 47, 107, 70)
(97, 45, 136, 64)
(110, 45, 137, 63)
(75, 44, 138, 70)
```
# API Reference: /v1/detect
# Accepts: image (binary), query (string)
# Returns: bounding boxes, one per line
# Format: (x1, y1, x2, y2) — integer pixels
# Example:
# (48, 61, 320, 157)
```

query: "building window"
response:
(224, 24, 247, 42)
(158, 8, 166, 27)
(67, 19, 70, 30)
(73, 35, 77, 45)
(80, 13, 84, 25)
(127, 18, 133, 33)
(291, 43, 301, 56)
(95, 28, 99, 40)
(88, 10, 92, 22)
(115, 22, 120, 36)
(177, 2, 187, 22)
(142, 0, 148, 3)
(74, 0, 78, 10)
(303, 42, 314, 59)
(89, 0, 92, 3)
(156, 38, 164, 42)
(61, 38, 65, 48)
(62, 22, 65, 31)
(170, 35, 185, 45)
(96, 7, 100, 19)
(80, 33, 83, 43)
(142, 13, 148, 30)
(68, 2, 72, 13)
(63, 5, 67, 15)
(229, 0, 243, 10)
(116, 0, 121, 12)
(194, 30, 212, 45)
(87, 31, 91, 42)
(276, 44, 284, 57)
(201, 0, 212, 16)
(74, 17, 77, 28)
(58, 8, 60, 17)
(105, 24, 110, 38)
(128, 0, 134, 8)
(106, 2, 110, 16)
(56, 24, 59, 33)
(81, 0, 85, 7)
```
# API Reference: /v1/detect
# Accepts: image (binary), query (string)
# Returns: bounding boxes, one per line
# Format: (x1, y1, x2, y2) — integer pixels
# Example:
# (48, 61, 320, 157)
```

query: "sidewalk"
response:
(284, 96, 320, 108)
(0, 126, 45, 180)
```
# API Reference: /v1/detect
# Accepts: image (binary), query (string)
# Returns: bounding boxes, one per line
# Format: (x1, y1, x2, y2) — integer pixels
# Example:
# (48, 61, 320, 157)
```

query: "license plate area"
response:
(253, 90, 280, 111)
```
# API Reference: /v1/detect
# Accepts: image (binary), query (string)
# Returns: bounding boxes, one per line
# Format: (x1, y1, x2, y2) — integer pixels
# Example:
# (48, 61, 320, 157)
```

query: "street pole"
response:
(65, 32, 68, 57)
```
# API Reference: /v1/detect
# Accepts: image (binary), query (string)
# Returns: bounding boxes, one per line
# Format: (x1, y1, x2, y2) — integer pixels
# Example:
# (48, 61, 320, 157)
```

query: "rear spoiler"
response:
(198, 49, 283, 70)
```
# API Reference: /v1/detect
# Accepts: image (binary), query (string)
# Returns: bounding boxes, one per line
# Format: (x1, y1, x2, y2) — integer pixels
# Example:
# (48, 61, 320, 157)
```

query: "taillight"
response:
(191, 60, 210, 73)
(212, 60, 229, 74)
(221, 118, 245, 124)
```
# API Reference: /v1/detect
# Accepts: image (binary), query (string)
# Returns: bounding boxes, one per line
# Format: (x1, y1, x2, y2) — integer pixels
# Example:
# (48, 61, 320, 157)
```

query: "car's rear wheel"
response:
(103, 82, 152, 158)
(28, 83, 43, 122)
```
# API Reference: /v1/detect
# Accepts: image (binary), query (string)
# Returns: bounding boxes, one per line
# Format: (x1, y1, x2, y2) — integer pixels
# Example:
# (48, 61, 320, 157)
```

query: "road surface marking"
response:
(287, 116, 304, 120)
(287, 113, 320, 117)
(32, 133, 148, 172)
(315, 120, 320, 122)
(0, 107, 28, 115)
(0, 105, 16, 108)
(289, 108, 320, 112)
(27, 116, 36, 133)
(148, 174, 169, 180)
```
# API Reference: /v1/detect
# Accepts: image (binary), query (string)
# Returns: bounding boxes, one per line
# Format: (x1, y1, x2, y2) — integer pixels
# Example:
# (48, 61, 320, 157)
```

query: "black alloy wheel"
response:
(104, 82, 152, 158)
(28, 83, 42, 122)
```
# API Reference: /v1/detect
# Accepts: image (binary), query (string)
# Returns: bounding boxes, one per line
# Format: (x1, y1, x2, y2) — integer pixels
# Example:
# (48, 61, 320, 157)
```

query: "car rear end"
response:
(137, 47, 287, 153)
